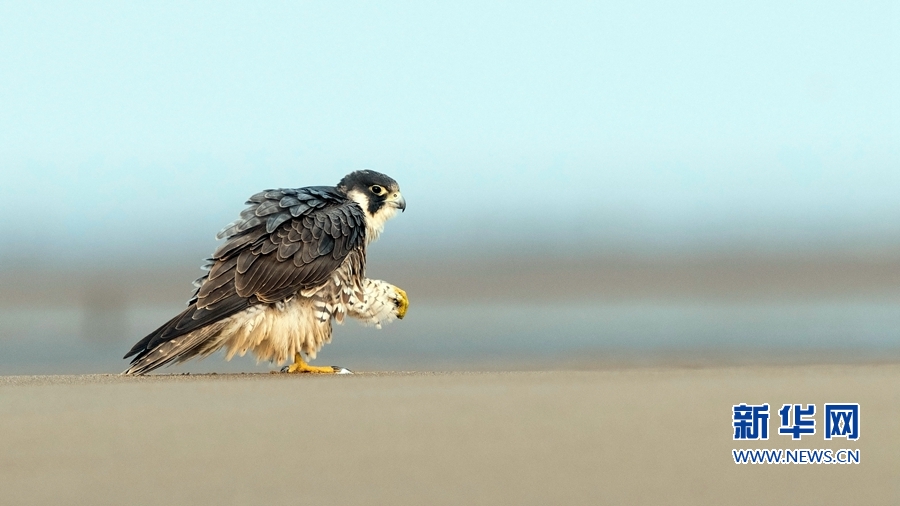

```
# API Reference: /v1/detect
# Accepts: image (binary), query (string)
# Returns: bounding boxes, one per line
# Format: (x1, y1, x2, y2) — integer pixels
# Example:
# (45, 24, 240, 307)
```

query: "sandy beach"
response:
(1, 364, 897, 505)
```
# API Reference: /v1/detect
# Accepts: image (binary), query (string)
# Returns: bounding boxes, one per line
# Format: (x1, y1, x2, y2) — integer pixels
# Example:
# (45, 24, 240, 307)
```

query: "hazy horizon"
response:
(1, 2, 898, 374)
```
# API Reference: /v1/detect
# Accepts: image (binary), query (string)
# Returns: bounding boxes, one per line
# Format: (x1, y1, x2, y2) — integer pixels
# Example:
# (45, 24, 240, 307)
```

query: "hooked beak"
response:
(391, 192, 406, 212)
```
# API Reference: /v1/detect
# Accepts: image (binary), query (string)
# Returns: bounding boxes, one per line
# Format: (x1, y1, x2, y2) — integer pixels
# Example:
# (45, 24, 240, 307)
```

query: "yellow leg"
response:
(394, 286, 409, 319)
(284, 353, 351, 374)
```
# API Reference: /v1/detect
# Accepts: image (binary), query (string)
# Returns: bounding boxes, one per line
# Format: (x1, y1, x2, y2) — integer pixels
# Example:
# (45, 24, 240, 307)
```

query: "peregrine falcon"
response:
(123, 170, 408, 375)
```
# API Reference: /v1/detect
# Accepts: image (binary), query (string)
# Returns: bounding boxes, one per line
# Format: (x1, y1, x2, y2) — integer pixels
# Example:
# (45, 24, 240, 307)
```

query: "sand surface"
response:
(1, 366, 897, 505)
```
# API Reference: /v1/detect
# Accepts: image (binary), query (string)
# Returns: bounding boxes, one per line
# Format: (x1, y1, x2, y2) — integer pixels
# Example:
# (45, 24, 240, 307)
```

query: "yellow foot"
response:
(394, 286, 409, 319)
(283, 353, 352, 374)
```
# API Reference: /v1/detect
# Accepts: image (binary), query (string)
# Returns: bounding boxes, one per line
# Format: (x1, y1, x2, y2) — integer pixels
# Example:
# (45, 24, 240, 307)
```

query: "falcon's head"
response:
(338, 170, 406, 242)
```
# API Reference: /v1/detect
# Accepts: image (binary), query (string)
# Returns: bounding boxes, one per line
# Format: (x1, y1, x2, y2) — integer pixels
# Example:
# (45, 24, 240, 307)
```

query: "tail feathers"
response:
(122, 305, 194, 360)
(123, 321, 227, 375)
(122, 293, 251, 374)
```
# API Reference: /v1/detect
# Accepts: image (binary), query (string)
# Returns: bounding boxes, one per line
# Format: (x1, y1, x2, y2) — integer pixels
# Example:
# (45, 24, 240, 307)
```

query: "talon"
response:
(285, 353, 347, 374)
(393, 286, 409, 319)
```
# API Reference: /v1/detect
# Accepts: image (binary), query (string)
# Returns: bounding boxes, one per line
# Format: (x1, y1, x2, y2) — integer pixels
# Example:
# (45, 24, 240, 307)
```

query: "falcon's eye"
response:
(370, 185, 384, 195)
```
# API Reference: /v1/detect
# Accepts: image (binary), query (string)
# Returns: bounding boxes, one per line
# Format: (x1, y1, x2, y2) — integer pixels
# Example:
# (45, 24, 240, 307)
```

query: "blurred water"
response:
(2, 298, 899, 375)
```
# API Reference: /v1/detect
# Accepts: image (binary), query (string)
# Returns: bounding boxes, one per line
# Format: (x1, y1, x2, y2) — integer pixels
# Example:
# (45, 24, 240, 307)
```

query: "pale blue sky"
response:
(0, 1, 897, 263)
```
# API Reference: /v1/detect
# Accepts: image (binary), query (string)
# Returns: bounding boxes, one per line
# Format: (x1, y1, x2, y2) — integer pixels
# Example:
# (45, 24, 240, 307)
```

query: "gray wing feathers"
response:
(208, 186, 365, 301)
(254, 200, 281, 217)
(266, 213, 291, 233)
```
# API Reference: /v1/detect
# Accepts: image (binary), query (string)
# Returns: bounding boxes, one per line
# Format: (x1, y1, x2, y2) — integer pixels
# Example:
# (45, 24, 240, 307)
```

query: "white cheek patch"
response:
(346, 189, 399, 244)
(346, 189, 370, 211)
